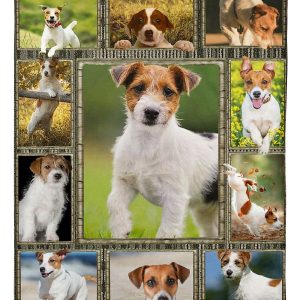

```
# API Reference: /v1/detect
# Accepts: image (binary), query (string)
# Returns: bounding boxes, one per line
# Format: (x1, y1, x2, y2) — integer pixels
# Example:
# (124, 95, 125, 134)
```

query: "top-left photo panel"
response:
(18, 0, 98, 52)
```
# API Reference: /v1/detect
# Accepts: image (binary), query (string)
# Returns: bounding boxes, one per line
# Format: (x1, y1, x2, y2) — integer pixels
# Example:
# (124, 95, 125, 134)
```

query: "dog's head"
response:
(40, 5, 63, 28)
(38, 58, 59, 78)
(30, 155, 71, 186)
(217, 250, 251, 280)
(240, 57, 275, 109)
(250, 4, 279, 49)
(110, 62, 200, 127)
(126, 8, 173, 47)
(128, 262, 190, 300)
(36, 249, 69, 279)
(264, 207, 283, 230)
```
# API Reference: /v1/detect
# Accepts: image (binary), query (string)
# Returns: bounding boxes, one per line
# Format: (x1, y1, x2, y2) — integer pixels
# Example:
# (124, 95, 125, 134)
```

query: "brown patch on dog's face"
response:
(250, 4, 279, 48)
(36, 252, 44, 263)
(242, 70, 273, 93)
(150, 9, 174, 32)
(217, 250, 232, 267)
(269, 279, 282, 287)
(128, 9, 148, 36)
(265, 207, 278, 224)
(238, 251, 251, 267)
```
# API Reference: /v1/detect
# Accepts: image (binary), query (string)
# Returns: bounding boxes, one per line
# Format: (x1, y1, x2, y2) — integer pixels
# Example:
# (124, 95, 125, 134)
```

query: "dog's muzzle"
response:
(40, 267, 53, 278)
(54, 173, 62, 181)
(145, 29, 154, 41)
(226, 269, 233, 278)
(143, 108, 159, 126)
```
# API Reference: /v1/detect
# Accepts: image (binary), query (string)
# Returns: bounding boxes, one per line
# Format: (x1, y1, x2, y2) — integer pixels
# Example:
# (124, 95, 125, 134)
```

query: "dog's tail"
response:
(83, 275, 97, 283)
(66, 21, 78, 30)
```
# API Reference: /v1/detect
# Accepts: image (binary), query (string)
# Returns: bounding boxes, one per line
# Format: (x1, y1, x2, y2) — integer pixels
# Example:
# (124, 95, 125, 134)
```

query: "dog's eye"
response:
(49, 65, 54, 68)
(167, 278, 175, 286)
(246, 80, 252, 85)
(262, 79, 268, 84)
(137, 18, 144, 24)
(44, 165, 51, 169)
(146, 279, 155, 288)
(235, 260, 242, 265)
(133, 84, 145, 94)
(55, 12, 59, 16)
(273, 217, 278, 221)
(260, 26, 269, 31)
(155, 18, 161, 23)
(59, 164, 65, 169)
(163, 87, 175, 97)
(42, 65, 45, 69)
(46, 11, 50, 15)
(49, 259, 55, 263)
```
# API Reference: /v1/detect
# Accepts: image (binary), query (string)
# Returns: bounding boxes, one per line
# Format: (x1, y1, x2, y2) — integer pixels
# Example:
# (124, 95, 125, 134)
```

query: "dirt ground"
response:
(110, 252, 194, 300)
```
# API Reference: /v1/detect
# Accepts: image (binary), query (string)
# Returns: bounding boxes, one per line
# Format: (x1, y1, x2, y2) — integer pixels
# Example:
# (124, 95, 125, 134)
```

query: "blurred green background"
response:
(230, 60, 285, 148)
(19, 0, 97, 48)
(83, 63, 219, 238)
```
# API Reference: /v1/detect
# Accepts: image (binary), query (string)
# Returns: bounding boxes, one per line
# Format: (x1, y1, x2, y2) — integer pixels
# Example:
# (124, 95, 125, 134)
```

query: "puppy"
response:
(114, 8, 194, 51)
(27, 58, 69, 137)
(128, 262, 190, 300)
(40, 5, 80, 57)
(36, 249, 96, 300)
(107, 62, 218, 239)
(19, 155, 71, 242)
(240, 57, 281, 154)
(224, 163, 283, 236)
(217, 250, 282, 300)
(220, 0, 279, 48)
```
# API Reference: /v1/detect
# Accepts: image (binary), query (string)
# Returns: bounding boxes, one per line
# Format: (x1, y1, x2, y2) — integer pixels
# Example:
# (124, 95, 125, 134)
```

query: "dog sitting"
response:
(19, 155, 71, 242)
(114, 8, 194, 51)
(40, 5, 80, 57)
(240, 57, 281, 154)
(220, 0, 279, 48)
(217, 250, 282, 300)
(27, 58, 68, 137)
(107, 62, 218, 239)
(128, 262, 190, 300)
(36, 249, 96, 300)
(224, 163, 283, 236)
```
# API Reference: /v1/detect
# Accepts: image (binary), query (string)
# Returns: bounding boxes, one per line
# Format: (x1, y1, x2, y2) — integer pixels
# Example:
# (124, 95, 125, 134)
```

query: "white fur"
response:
(19, 166, 69, 242)
(38, 252, 88, 300)
(148, 290, 174, 300)
(224, 164, 283, 236)
(221, 252, 282, 300)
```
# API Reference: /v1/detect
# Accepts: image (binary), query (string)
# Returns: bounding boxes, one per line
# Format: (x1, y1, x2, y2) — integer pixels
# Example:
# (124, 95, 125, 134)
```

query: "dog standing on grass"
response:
(27, 58, 69, 137)
(107, 62, 218, 239)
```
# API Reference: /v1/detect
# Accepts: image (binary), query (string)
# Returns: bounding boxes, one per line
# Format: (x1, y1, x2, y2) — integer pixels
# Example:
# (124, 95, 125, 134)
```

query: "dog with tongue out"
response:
(239, 56, 281, 154)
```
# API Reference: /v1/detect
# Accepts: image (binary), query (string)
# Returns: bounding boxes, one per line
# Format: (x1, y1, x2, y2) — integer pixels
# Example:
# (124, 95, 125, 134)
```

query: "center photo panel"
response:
(80, 60, 224, 240)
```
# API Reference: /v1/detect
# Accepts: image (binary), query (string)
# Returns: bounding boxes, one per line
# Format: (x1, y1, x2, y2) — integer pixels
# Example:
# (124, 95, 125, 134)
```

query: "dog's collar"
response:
(247, 93, 272, 104)
(45, 21, 62, 28)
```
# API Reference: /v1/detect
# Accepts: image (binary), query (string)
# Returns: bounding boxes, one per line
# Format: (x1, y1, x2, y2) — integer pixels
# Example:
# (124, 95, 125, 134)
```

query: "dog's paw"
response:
(251, 137, 263, 148)
(259, 143, 270, 155)
(46, 233, 59, 241)
(173, 40, 194, 52)
(48, 90, 57, 98)
(21, 235, 35, 242)
(114, 40, 132, 49)
(47, 48, 57, 58)
(156, 228, 181, 239)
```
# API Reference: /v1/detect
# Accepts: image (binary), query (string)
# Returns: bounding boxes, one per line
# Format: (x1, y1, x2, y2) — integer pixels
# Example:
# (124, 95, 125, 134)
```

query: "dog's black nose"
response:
(40, 267, 45, 273)
(54, 173, 62, 180)
(145, 30, 153, 37)
(158, 297, 169, 300)
(44, 71, 49, 76)
(226, 269, 233, 276)
(50, 16, 55, 19)
(144, 109, 159, 121)
(253, 91, 261, 98)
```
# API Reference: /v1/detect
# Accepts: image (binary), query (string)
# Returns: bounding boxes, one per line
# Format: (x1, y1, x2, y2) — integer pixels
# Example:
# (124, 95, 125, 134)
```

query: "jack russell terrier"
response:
(27, 58, 69, 137)
(224, 163, 283, 236)
(40, 5, 80, 57)
(218, 250, 282, 300)
(240, 57, 281, 154)
(220, 0, 279, 48)
(114, 8, 194, 51)
(36, 249, 97, 300)
(107, 62, 218, 239)
(19, 155, 71, 242)
(128, 262, 190, 300)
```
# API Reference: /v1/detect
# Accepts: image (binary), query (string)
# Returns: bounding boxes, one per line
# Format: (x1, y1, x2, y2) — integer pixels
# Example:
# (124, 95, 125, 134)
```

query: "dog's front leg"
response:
(242, 29, 254, 46)
(48, 44, 63, 58)
(221, 25, 241, 46)
(40, 35, 50, 54)
(244, 123, 263, 148)
(45, 214, 61, 241)
(108, 178, 137, 238)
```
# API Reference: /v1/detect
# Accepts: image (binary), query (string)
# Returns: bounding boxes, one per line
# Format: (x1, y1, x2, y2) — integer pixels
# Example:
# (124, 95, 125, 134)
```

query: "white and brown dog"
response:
(19, 155, 71, 242)
(114, 8, 194, 51)
(220, 0, 279, 48)
(36, 250, 96, 300)
(240, 57, 281, 154)
(224, 163, 283, 236)
(40, 5, 80, 57)
(128, 262, 190, 300)
(107, 62, 218, 239)
(218, 250, 282, 300)
(27, 58, 69, 137)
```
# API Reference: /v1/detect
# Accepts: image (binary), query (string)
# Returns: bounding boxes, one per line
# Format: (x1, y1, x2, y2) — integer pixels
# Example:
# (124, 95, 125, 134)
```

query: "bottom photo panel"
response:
(205, 250, 284, 300)
(19, 250, 98, 300)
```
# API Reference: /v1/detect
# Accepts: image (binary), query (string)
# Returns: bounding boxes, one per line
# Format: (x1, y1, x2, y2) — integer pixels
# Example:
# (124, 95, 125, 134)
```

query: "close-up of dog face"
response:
(29, 154, 71, 185)
(129, 262, 190, 300)
(36, 249, 68, 279)
(250, 4, 279, 48)
(265, 207, 283, 229)
(40, 6, 62, 28)
(110, 62, 200, 126)
(127, 8, 174, 47)
(240, 57, 275, 109)
(217, 250, 251, 280)
(39, 58, 59, 78)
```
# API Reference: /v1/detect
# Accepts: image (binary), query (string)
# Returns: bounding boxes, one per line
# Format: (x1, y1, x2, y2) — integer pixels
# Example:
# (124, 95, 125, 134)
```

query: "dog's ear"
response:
(57, 6, 63, 11)
(270, 6, 280, 23)
(162, 12, 174, 31)
(263, 61, 275, 79)
(30, 157, 43, 175)
(240, 57, 252, 79)
(56, 249, 69, 260)
(171, 262, 190, 284)
(50, 57, 59, 66)
(239, 251, 251, 265)
(35, 252, 44, 262)
(128, 265, 149, 289)
(217, 250, 230, 261)
(110, 62, 144, 87)
(39, 5, 48, 11)
(168, 65, 201, 95)
(250, 4, 268, 24)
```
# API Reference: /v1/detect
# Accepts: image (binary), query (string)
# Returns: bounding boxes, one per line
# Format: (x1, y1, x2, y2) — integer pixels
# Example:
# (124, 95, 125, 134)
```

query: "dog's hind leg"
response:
(69, 33, 80, 48)
(107, 179, 137, 238)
